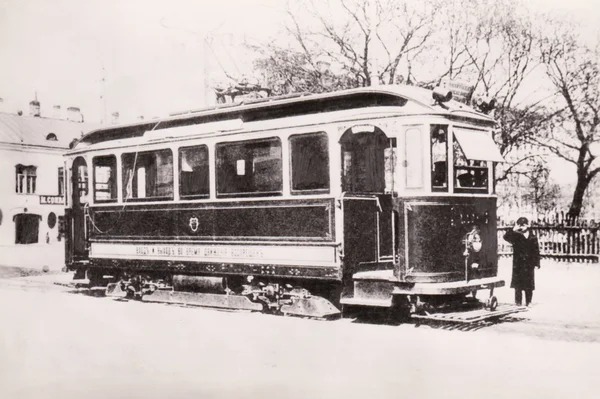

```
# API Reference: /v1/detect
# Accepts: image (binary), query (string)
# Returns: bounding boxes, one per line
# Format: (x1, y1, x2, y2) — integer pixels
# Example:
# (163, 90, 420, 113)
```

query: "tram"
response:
(64, 84, 518, 321)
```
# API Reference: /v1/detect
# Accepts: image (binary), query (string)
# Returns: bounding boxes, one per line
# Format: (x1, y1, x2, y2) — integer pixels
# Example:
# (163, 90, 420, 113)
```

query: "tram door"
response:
(69, 157, 89, 260)
(340, 128, 395, 295)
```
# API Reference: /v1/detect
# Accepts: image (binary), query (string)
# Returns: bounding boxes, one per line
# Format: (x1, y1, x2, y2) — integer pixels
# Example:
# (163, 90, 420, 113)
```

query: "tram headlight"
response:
(472, 238, 482, 252)
(464, 227, 483, 253)
(474, 96, 496, 114)
(432, 87, 453, 103)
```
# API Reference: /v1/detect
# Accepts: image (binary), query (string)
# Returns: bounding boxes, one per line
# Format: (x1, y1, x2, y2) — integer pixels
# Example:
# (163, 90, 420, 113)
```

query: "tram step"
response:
(142, 290, 264, 311)
(411, 304, 527, 324)
(280, 296, 342, 318)
(340, 297, 392, 307)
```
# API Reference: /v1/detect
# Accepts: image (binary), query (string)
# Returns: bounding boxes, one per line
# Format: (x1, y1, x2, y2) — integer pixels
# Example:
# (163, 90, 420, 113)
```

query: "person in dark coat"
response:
(503, 217, 540, 306)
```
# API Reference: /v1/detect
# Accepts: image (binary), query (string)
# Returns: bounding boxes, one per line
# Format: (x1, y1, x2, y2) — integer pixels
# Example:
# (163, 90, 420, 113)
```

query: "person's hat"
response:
(516, 217, 529, 226)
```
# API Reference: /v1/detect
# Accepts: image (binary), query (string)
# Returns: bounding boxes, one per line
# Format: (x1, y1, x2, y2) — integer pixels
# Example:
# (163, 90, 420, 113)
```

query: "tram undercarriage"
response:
(78, 266, 525, 323)
(84, 269, 343, 319)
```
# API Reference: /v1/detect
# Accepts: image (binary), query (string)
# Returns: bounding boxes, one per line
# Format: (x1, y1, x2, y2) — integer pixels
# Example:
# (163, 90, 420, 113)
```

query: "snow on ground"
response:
(0, 257, 599, 398)
(0, 284, 599, 399)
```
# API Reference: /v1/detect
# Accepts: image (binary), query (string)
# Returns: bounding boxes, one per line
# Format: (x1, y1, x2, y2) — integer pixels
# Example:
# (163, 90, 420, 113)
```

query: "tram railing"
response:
(497, 226, 600, 263)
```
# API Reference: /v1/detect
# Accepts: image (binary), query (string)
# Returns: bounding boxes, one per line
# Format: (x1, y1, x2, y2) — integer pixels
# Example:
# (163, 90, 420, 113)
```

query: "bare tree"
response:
(536, 21, 600, 219)
(250, 0, 440, 93)
(521, 161, 562, 214)
(423, 1, 551, 166)
(249, 0, 599, 218)
(250, 47, 358, 95)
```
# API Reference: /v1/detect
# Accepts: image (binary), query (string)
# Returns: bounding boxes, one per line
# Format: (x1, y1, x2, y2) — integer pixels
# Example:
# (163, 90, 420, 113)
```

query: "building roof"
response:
(0, 112, 99, 149)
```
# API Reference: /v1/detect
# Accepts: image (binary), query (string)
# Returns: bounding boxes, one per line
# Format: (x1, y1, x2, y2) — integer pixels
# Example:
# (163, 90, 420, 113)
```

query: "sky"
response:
(0, 0, 598, 124)
(0, 0, 286, 123)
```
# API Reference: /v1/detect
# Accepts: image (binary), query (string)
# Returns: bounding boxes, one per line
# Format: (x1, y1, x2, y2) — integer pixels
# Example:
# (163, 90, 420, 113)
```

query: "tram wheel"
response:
(486, 296, 498, 311)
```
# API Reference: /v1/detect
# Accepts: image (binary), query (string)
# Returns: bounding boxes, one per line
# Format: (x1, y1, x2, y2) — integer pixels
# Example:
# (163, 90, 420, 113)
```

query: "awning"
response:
(453, 128, 505, 163)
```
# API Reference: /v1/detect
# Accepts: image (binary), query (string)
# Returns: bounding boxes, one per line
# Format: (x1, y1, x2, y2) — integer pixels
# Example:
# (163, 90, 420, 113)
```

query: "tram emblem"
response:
(189, 216, 199, 233)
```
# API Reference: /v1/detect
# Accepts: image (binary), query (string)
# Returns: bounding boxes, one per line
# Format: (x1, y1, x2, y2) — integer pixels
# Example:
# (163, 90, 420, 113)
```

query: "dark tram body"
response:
(64, 85, 511, 320)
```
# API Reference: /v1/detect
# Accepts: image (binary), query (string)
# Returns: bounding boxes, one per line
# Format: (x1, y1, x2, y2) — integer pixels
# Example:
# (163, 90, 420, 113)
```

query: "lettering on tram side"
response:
(133, 245, 264, 260)
(135, 246, 179, 256)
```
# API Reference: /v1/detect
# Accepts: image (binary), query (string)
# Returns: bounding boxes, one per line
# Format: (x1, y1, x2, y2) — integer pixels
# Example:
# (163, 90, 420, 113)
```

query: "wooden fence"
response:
(497, 226, 600, 263)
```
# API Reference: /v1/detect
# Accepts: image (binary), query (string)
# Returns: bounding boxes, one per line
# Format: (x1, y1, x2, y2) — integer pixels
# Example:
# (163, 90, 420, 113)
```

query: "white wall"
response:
(0, 144, 67, 269)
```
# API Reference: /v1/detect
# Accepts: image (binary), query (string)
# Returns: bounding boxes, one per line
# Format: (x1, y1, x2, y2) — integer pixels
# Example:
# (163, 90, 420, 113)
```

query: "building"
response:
(0, 102, 97, 270)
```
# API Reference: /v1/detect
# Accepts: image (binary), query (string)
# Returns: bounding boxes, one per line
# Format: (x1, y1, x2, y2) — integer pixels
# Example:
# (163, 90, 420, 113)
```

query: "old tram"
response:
(64, 84, 522, 322)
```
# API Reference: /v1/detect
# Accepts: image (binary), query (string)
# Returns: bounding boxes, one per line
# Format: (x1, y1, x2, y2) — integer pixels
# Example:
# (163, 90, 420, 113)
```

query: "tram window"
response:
(77, 164, 88, 199)
(216, 138, 282, 197)
(431, 125, 448, 191)
(122, 149, 173, 201)
(384, 138, 397, 193)
(341, 131, 387, 193)
(93, 156, 117, 202)
(179, 145, 209, 198)
(290, 133, 329, 193)
(453, 137, 488, 191)
(404, 128, 423, 188)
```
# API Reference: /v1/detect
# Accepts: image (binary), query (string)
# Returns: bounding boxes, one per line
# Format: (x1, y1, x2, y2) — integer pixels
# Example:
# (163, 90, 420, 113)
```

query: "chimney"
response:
(0, 97, 3, 112)
(29, 100, 41, 117)
(111, 111, 120, 125)
(67, 106, 82, 122)
(53, 105, 61, 119)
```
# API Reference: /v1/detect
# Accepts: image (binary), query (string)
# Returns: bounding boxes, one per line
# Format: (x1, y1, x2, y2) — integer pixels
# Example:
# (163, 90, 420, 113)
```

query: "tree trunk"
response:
(568, 173, 590, 220)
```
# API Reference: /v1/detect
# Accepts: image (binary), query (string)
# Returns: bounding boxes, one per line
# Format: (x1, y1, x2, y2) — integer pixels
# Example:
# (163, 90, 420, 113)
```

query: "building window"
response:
(93, 156, 118, 202)
(289, 133, 329, 193)
(58, 167, 65, 196)
(15, 165, 37, 194)
(179, 145, 210, 198)
(14, 213, 41, 244)
(122, 149, 173, 201)
(216, 138, 282, 197)
(46, 133, 58, 141)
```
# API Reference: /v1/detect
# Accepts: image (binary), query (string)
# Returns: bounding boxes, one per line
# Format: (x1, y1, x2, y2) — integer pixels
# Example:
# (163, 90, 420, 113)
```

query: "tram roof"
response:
(76, 85, 495, 147)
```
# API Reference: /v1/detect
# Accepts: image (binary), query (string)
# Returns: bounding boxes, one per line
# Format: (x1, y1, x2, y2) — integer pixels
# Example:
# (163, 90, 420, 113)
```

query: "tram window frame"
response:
(430, 125, 449, 192)
(92, 155, 118, 203)
(289, 132, 330, 194)
(179, 145, 210, 199)
(384, 138, 397, 193)
(121, 149, 174, 202)
(404, 127, 424, 189)
(216, 137, 283, 198)
(452, 137, 489, 193)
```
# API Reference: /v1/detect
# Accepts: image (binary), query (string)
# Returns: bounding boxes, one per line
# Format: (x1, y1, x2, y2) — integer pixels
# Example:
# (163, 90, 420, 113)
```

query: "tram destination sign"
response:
(39, 195, 64, 205)
(441, 79, 475, 105)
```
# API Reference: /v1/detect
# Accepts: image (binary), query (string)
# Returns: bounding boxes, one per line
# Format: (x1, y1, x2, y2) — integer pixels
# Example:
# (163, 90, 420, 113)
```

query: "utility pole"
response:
(100, 66, 107, 124)
(204, 36, 211, 107)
